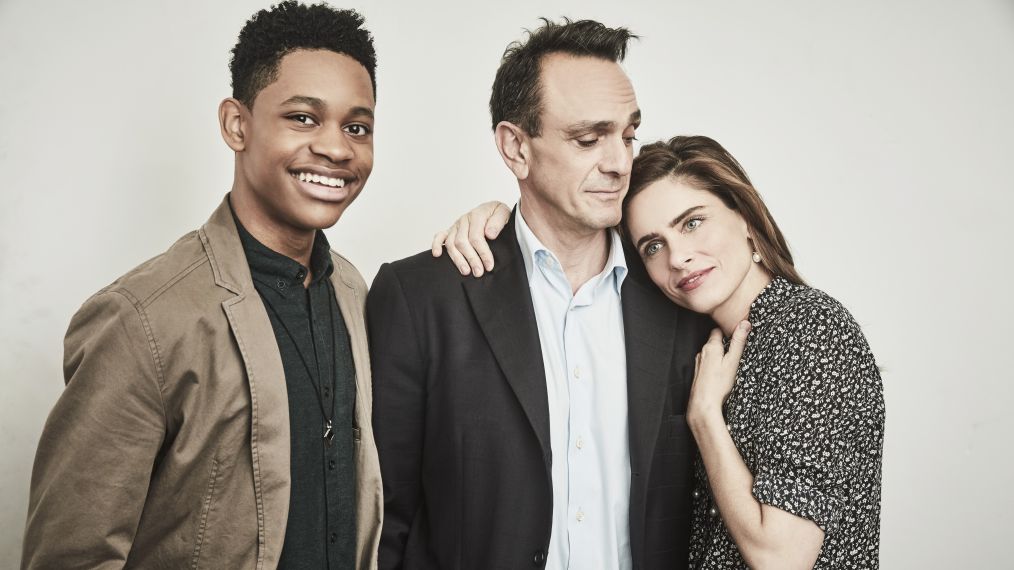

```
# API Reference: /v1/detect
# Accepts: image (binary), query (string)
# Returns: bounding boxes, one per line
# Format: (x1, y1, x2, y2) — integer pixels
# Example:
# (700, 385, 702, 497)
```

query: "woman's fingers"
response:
(431, 230, 448, 258)
(724, 320, 751, 367)
(443, 222, 473, 276)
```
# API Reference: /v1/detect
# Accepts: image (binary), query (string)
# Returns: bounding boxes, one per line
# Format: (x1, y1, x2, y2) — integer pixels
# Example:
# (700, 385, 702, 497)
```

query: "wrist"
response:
(686, 403, 725, 434)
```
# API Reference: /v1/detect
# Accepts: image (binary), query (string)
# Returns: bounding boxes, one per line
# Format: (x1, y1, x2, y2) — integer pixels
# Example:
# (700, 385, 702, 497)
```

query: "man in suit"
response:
(368, 19, 711, 570)
(23, 3, 382, 568)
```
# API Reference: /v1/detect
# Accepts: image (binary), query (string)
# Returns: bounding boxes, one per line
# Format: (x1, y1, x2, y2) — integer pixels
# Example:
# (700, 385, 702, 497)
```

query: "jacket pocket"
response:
(190, 458, 221, 569)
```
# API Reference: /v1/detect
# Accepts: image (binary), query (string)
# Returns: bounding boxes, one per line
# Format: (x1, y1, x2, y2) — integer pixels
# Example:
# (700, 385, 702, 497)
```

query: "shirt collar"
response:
(231, 206, 334, 297)
(514, 202, 628, 294)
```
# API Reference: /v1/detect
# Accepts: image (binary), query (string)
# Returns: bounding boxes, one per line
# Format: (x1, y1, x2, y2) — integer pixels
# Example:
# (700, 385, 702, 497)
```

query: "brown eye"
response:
(290, 114, 318, 126)
(343, 123, 372, 137)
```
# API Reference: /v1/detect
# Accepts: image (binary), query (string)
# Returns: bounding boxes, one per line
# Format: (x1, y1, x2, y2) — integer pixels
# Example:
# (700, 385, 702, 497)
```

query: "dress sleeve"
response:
(749, 301, 884, 533)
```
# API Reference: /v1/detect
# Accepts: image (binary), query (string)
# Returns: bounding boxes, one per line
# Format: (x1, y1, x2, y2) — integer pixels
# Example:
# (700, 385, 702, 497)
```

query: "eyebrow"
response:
(280, 96, 375, 120)
(633, 205, 705, 250)
(281, 95, 325, 110)
(563, 109, 642, 137)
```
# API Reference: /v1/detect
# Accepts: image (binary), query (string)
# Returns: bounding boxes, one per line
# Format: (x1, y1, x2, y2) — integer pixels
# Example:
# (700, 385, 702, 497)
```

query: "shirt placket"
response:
(566, 292, 598, 568)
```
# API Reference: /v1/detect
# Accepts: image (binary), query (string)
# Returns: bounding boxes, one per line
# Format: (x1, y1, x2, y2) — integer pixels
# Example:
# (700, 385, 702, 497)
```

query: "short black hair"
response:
(490, 18, 637, 136)
(230, 1, 377, 107)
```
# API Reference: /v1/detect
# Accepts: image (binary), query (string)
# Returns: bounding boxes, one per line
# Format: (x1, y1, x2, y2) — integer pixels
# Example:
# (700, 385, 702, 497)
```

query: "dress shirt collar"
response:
(514, 202, 628, 295)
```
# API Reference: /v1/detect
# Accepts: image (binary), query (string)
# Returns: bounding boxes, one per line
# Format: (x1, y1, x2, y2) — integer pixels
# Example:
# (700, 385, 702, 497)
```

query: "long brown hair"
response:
(623, 135, 805, 285)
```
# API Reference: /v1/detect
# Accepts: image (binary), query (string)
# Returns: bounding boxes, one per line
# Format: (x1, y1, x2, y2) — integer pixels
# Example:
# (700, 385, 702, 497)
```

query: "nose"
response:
(668, 244, 693, 271)
(599, 135, 633, 177)
(310, 128, 355, 164)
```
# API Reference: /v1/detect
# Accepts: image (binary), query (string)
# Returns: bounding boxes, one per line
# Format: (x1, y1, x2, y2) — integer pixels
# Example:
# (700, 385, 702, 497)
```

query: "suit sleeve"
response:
(22, 290, 166, 570)
(368, 263, 428, 570)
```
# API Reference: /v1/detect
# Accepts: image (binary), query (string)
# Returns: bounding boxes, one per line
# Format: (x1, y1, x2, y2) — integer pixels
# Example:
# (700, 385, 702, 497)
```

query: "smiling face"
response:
(627, 176, 771, 319)
(521, 54, 640, 235)
(227, 49, 375, 235)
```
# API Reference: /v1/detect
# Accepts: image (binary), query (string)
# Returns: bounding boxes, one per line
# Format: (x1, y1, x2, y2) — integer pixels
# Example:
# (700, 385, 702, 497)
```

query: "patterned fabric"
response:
(689, 277, 885, 569)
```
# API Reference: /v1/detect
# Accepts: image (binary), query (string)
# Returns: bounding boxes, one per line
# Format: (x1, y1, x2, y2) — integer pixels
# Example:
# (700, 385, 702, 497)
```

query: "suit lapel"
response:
(463, 216, 552, 466)
(623, 274, 678, 482)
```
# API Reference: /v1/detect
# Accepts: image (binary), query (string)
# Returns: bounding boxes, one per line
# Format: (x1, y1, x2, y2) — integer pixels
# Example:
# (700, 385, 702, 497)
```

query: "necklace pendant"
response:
(323, 419, 335, 447)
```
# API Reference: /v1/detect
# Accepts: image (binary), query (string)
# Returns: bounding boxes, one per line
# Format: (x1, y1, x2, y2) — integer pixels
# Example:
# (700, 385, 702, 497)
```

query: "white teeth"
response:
(294, 172, 348, 188)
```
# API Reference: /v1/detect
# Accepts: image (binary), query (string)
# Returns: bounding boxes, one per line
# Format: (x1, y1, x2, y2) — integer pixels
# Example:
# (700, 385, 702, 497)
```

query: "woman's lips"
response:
(677, 267, 714, 292)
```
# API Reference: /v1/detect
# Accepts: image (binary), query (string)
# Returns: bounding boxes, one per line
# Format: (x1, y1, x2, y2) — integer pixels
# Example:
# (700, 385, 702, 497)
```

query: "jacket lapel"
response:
(462, 215, 552, 466)
(199, 196, 290, 570)
(623, 272, 678, 486)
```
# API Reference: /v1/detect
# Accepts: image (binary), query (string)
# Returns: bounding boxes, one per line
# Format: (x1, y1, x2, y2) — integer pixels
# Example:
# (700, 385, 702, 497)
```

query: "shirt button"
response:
(329, 532, 337, 543)
(276, 279, 286, 289)
(296, 270, 306, 280)
(575, 437, 584, 450)
(322, 386, 331, 398)
(531, 549, 547, 566)
(328, 459, 336, 470)
(576, 509, 585, 522)
(573, 366, 581, 379)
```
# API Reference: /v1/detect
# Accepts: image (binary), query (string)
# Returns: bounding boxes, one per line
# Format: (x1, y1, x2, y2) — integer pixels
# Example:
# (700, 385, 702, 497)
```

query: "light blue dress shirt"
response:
(515, 206, 632, 570)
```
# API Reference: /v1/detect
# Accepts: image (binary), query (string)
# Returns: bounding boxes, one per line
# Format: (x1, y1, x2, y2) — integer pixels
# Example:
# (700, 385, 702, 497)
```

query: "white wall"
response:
(1, 0, 1011, 566)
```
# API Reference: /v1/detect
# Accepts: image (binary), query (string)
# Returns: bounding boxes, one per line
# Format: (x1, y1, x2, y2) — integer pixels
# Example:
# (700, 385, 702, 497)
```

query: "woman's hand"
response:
(688, 321, 751, 423)
(431, 201, 511, 277)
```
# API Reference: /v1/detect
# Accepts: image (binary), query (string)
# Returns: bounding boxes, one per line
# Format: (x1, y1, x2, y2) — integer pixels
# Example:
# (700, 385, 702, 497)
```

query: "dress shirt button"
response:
(575, 437, 584, 450)
(573, 366, 581, 379)
(328, 459, 336, 470)
(531, 549, 547, 566)
(708, 506, 719, 518)
(322, 386, 331, 398)
(329, 532, 337, 543)
(296, 270, 306, 280)
(576, 509, 585, 522)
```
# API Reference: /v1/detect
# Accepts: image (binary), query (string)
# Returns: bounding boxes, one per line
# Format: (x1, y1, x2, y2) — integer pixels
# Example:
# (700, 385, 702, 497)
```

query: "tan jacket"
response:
(22, 197, 382, 570)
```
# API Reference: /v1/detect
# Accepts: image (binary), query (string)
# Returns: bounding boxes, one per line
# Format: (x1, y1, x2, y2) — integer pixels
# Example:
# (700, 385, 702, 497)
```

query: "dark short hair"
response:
(230, 1, 377, 107)
(624, 136, 806, 285)
(490, 18, 637, 136)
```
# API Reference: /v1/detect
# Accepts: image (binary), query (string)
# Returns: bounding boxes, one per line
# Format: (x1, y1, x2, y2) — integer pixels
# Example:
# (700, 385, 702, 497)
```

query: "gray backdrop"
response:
(1, 0, 1012, 567)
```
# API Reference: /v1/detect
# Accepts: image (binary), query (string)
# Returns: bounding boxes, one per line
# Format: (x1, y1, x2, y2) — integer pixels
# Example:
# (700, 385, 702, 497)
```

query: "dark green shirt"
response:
(234, 213, 356, 570)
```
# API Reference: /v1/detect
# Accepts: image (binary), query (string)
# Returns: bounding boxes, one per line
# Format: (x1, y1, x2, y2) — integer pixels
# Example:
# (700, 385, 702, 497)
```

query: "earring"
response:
(752, 251, 761, 263)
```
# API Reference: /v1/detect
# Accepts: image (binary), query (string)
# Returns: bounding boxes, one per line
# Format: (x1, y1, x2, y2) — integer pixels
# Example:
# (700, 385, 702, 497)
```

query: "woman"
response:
(434, 135, 884, 569)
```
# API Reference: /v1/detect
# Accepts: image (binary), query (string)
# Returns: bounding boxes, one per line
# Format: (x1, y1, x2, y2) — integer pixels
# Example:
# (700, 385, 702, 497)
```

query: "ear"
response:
(219, 98, 248, 152)
(494, 121, 531, 180)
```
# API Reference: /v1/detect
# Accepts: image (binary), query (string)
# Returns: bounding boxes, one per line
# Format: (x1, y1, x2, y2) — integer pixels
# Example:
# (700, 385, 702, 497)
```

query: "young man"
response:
(368, 19, 711, 570)
(22, 3, 382, 568)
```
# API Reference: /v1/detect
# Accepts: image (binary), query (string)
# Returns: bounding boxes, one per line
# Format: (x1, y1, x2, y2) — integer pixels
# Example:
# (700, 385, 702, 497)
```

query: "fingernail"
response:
(739, 321, 751, 331)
